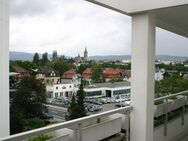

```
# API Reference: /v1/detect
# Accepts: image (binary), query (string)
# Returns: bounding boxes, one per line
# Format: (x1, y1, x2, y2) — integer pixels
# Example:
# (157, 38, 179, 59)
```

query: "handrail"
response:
(0, 106, 133, 141)
(154, 90, 188, 102)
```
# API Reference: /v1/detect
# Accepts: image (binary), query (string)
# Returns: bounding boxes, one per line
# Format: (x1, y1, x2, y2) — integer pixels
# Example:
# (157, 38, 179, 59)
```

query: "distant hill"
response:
(89, 55, 188, 62)
(10, 51, 52, 61)
(10, 51, 188, 61)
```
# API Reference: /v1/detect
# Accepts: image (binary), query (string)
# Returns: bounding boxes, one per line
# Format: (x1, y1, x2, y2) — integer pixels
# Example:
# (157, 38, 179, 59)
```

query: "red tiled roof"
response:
(104, 68, 124, 75)
(63, 69, 76, 79)
(83, 68, 92, 74)
(64, 69, 76, 75)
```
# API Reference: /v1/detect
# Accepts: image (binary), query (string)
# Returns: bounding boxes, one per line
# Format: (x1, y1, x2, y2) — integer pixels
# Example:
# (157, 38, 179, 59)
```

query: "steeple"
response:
(84, 47, 88, 60)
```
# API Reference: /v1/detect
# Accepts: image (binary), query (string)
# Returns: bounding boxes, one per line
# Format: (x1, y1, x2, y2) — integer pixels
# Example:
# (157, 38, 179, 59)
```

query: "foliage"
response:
(76, 80, 87, 117)
(109, 78, 124, 83)
(66, 94, 78, 120)
(77, 64, 87, 74)
(91, 63, 105, 83)
(53, 60, 72, 76)
(66, 80, 86, 120)
(10, 60, 37, 72)
(28, 134, 53, 141)
(23, 118, 45, 131)
(33, 53, 40, 64)
(41, 52, 49, 65)
(10, 76, 47, 134)
(155, 74, 188, 97)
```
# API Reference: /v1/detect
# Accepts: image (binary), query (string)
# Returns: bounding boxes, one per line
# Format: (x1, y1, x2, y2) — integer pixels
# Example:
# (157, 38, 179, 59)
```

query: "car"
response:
(41, 111, 53, 120)
(100, 98, 108, 104)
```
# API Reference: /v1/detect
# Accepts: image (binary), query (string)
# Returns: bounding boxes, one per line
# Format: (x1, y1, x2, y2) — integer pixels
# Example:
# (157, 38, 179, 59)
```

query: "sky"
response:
(10, 0, 188, 57)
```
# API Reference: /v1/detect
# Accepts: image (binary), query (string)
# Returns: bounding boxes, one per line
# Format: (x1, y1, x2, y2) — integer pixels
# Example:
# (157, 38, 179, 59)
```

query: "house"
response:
(63, 69, 76, 79)
(103, 68, 128, 82)
(46, 82, 74, 98)
(82, 68, 92, 79)
(36, 68, 60, 84)
(155, 68, 165, 81)
(12, 65, 30, 78)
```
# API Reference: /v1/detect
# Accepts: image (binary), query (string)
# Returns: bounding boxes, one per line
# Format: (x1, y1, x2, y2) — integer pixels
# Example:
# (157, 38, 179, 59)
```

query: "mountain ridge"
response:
(9, 51, 188, 61)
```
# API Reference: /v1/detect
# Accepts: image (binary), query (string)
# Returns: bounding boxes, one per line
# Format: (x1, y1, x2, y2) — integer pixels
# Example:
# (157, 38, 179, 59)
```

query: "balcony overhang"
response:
(86, 0, 188, 37)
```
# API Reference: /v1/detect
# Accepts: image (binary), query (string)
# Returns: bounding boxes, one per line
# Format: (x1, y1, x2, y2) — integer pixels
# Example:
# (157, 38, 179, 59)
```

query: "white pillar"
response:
(130, 13, 155, 141)
(0, 0, 9, 138)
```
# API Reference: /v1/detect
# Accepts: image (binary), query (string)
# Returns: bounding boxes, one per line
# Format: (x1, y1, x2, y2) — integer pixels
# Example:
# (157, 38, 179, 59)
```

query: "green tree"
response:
(66, 80, 86, 120)
(91, 63, 104, 83)
(77, 64, 86, 75)
(10, 76, 47, 134)
(66, 94, 78, 120)
(33, 53, 40, 64)
(53, 60, 72, 76)
(41, 52, 48, 65)
(76, 80, 86, 117)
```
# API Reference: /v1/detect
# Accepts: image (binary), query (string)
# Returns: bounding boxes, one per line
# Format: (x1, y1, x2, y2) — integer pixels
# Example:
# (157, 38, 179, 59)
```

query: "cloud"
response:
(10, 0, 188, 57)
(10, 0, 131, 57)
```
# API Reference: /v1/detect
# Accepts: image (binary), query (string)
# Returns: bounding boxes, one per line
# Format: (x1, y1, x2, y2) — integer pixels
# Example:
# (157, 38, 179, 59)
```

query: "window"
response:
(69, 85, 72, 88)
(86, 91, 102, 97)
(56, 87, 58, 90)
(55, 92, 58, 97)
(62, 86, 66, 89)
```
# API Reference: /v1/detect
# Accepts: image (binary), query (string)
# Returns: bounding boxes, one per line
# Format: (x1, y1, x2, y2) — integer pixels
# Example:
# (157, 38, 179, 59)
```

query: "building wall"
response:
(0, 0, 9, 138)
(46, 83, 74, 98)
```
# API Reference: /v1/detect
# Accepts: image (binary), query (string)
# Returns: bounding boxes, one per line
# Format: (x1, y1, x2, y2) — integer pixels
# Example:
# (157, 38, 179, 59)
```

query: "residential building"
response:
(12, 65, 30, 78)
(46, 82, 74, 98)
(63, 69, 76, 79)
(36, 68, 60, 84)
(82, 68, 92, 79)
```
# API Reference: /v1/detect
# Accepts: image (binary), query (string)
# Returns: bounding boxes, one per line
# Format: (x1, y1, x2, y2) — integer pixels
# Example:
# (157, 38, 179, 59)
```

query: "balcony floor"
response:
(180, 135, 188, 141)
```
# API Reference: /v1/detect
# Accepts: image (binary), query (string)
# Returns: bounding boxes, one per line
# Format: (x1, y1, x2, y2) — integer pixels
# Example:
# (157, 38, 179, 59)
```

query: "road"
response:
(47, 105, 67, 121)
(47, 103, 117, 120)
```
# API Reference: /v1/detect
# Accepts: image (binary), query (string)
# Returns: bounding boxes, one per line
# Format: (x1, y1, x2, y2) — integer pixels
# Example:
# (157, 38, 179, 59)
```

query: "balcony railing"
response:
(0, 106, 133, 141)
(154, 90, 188, 137)
(0, 90, 188, 141)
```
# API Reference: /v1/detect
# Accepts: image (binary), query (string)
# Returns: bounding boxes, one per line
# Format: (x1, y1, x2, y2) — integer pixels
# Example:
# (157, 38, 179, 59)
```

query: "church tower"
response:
(84, 47, 88, 60)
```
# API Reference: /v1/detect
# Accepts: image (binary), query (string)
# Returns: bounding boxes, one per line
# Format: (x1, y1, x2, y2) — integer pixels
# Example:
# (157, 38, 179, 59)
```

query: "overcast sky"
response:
(10, 0, 188, 57)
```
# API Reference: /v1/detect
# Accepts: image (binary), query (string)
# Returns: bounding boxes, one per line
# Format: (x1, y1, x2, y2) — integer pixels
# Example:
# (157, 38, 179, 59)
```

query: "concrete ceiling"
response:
(86, 0, 188, 38)
(156, 5, 188, 38)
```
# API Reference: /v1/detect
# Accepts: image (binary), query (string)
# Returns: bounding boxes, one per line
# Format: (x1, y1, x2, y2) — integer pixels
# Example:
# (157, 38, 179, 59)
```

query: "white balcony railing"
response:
(0, 106, 133, 141)
(0, 90, 188, 141)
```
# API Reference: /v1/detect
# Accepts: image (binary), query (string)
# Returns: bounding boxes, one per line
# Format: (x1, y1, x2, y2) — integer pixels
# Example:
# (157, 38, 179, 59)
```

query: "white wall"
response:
(0, 0, 9, 138)
(46, 83, 74, 98)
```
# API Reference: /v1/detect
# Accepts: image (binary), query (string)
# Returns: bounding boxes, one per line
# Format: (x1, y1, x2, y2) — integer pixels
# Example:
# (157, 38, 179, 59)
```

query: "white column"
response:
(130, 13, 155, 141)
(0, 0, 9, 138)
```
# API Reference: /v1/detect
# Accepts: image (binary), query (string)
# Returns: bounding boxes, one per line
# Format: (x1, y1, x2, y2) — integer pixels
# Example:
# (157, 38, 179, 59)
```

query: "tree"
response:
(41, 52, 48, 65)
(53, 60, 72, 76)
(76, 80, 86, 118)
(77, 64, 86, 75)
(66, 80, 86, 120)
(66, 94, 78, 120)
(33, 53, 40, 64)
(91, 63, 104, 83)
(10, 76, 47, 134)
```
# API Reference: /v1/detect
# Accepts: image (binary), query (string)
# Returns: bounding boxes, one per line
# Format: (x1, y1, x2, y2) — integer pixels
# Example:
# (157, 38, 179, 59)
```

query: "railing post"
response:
(77, 123, 82, 141)
(126, 111, 130, 141)
(181, 95, 186, 125)
(164, 97, 168, 136)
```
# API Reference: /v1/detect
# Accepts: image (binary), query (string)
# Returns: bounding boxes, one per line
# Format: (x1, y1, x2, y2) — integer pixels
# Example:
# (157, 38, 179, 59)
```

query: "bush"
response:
(23, 118, 45, 132)
(28, 134, 53, 141)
